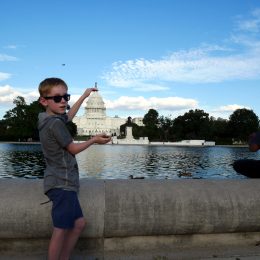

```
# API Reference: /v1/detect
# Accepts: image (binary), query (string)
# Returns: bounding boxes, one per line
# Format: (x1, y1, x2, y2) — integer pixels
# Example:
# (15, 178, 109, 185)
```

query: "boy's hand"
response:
(83, 87, 98, 98)
(93, 134, 111, 144)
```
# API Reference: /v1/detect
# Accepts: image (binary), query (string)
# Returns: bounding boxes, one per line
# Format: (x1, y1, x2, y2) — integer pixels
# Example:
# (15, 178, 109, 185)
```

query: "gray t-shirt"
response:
(38, 112, 79, 194)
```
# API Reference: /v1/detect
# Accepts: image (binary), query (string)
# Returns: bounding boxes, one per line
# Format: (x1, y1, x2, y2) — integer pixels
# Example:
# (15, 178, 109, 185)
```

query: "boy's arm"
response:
(66, 134, 111, 155)
(67, 87, 98, 121)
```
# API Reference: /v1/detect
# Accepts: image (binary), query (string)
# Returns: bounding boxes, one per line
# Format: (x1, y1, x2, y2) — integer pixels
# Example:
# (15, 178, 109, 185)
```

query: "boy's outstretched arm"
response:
(67, 87, 98, 121)
(66, 134, 111, 155)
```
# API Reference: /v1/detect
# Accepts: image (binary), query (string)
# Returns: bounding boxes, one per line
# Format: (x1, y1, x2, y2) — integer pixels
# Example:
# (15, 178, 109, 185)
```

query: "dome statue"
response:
(73, 83, 144, 136)
(84, 88, 106, 119)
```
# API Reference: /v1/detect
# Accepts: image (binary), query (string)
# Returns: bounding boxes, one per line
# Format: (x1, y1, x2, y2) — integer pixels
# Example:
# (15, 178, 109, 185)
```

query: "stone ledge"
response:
(1, 179, 260, 238)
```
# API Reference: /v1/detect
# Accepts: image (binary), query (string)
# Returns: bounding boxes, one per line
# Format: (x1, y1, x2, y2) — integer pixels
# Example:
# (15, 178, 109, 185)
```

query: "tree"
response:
(1, 97, 44, 141)
(143, 109, 159, 127)
(3, 96, 28, 140)
(0, 120, 8, 141)
(209, 117, 230, 144)
(66, 121, 78, 138)
(172, 109, 211, 140)
(228, 108, 259, 143)
(24, 100, 45, 140)
(143, 109, 160, 141)
(158, 115, 174, 141)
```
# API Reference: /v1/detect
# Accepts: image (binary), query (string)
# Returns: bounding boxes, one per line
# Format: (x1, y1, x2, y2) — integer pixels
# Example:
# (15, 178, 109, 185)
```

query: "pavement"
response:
(2, 245, 260, 260)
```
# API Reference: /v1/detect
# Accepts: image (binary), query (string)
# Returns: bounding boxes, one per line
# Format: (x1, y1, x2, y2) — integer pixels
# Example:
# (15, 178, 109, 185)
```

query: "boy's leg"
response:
(59, 217, 86, 260)
(48, 227, 67, 260)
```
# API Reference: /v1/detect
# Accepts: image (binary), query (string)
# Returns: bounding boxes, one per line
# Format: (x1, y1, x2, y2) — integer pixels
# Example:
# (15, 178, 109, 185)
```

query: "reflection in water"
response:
(0, 143, 259, 179)
(0, 144, 45, 179)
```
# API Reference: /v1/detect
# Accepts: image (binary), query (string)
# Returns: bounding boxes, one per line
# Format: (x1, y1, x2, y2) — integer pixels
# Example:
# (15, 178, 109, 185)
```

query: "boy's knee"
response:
(75, 217, 86, 232)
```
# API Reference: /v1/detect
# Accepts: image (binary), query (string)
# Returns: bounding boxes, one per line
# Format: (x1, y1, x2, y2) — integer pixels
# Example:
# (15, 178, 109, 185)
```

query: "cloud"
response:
(209, 104, 251, 119)
(4, 45, 18, 49)
(0, 54, 18, 61)
(103, 9, 260, 89)
(0, 72, 11, 81)
(0, 85, 38, 105)
(216, 104, 251, 112)
(236, 8, 260, 33)
(103, 43, 260, 87)
(103, 96, 198, 111)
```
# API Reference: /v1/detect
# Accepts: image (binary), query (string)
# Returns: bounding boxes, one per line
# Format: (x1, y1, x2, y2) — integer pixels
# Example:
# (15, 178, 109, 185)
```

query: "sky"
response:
(1, 0, 260, 121)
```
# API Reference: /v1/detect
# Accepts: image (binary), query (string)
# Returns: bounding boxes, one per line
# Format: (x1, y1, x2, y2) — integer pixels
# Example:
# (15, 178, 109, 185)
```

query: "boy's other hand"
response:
(93, 134, 111, 144)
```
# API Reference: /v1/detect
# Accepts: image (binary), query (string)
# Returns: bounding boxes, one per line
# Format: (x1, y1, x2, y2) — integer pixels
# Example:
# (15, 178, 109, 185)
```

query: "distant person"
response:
(233, 132, 260, 178)
(38, 78, 111, 260)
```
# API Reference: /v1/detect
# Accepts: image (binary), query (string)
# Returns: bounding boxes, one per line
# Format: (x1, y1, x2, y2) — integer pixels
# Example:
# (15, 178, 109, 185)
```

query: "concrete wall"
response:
(1, 179, 260, 253)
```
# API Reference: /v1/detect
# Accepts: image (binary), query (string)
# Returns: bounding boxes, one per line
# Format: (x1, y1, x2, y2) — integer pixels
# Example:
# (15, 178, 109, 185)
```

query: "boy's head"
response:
(38, 77, 70, 115)
(38, 77, 68, 97)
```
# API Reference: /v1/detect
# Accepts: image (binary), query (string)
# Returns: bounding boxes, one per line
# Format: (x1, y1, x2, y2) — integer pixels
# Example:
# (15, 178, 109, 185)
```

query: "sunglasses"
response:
(44, 94, 70, 103)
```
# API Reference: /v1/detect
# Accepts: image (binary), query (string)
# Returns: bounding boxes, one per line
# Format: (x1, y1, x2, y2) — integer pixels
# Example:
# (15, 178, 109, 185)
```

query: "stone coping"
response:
(0, 179, 260, 239)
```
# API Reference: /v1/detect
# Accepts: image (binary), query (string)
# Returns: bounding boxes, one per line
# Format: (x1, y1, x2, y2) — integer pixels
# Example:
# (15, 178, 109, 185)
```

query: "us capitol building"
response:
(73, 89, 144, 136)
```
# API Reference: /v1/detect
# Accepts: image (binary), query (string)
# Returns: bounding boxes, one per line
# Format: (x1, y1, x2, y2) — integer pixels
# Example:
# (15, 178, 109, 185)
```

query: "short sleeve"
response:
(51, 119, 73, 148)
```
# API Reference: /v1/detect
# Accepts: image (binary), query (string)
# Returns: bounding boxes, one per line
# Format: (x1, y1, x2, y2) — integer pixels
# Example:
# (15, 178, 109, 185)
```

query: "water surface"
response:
(0, 143, 258, 179)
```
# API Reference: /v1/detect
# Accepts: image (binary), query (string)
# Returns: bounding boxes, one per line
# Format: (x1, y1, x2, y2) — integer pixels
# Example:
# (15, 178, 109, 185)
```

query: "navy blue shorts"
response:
(46, 188, 83, 229)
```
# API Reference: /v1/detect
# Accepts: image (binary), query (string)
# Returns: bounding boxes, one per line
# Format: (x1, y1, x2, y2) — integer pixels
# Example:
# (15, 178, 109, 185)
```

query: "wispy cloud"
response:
(103, 43, 260, 87)
(103, 9, 260, 89)
(0, 54, 18, 61)
(0, 51, 18, 83)
(0, 72, 11, 81)
(4, 45, 18, 50)
(236, 8, 260, 33)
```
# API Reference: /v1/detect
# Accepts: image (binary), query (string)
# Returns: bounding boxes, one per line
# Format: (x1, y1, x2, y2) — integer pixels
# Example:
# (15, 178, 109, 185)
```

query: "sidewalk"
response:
(2, 245, 260, 260)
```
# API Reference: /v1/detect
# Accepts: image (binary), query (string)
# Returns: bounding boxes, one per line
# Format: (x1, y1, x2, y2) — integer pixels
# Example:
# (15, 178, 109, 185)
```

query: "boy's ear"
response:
(39, 97, 48, 108)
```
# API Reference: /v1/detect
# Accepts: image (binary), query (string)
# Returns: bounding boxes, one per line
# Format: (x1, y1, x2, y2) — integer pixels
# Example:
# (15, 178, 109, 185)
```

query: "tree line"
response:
(0, 96, 259, 145)
(120, 108, 259, 144)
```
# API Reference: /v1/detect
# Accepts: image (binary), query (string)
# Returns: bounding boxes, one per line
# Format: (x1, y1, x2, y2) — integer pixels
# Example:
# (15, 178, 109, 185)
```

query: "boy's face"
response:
(39, 85, 69, 115)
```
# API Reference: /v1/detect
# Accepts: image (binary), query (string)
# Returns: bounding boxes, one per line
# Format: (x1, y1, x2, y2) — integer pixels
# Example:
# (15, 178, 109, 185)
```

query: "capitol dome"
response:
(84, 91, 106, 119)
(73, 85, 143, 136)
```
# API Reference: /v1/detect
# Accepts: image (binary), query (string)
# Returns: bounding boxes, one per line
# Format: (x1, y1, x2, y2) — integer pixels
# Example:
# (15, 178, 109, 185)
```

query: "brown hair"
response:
(38, 77, 68, 97)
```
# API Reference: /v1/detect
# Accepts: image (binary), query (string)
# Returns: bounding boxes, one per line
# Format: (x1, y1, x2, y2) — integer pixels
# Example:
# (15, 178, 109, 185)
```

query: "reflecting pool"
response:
(0, 143, 258, 179)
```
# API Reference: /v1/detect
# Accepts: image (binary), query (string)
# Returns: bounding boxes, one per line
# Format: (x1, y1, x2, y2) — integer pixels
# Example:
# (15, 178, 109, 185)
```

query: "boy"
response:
(38, 77, 111, 260)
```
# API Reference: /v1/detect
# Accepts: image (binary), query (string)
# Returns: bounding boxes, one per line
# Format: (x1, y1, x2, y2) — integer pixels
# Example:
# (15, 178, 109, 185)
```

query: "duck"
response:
(129, 175, 145, 179)
(178, 170, 192, 178)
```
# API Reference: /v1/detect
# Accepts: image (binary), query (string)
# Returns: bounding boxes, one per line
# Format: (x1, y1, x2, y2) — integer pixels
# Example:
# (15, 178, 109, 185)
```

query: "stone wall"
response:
(1, 179, 260, 253)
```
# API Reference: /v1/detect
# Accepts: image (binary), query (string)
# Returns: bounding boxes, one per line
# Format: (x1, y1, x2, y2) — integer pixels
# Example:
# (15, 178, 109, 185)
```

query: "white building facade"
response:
(73, 91, 143, 136)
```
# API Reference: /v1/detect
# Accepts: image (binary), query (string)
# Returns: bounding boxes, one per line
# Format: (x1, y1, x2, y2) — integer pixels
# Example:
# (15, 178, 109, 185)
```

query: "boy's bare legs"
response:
(48, 218, 86, 260)
(59, 217, 86, 260)
(48, 228, 67, 260)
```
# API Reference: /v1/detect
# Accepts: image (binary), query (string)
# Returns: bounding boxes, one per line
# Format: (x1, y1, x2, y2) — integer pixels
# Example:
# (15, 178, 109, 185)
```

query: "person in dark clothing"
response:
(233, 132, 260, 178)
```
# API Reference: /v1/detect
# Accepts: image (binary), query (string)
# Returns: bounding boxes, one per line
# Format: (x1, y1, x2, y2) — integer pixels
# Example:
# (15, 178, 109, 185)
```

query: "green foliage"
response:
(1, 97, 44, 141)
(228, 108, 259, 143)
(158, 115, 174, 141)
(0, 97, 44, 141)
(66, 121, 77, 138)
(172, 109, 210, 140)
(143, 109, 159, 127)
(209, 117, 231, 145)
(143, 109, 160, 141)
